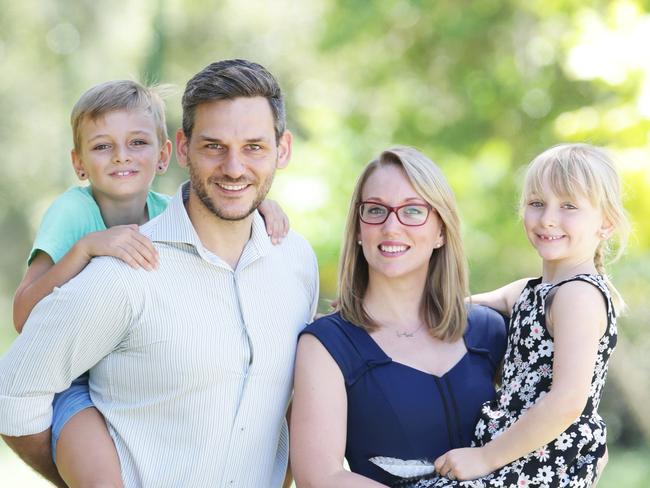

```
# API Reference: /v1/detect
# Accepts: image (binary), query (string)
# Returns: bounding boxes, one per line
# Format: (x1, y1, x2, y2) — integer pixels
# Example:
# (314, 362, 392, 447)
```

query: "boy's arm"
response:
(470, 278, 531, 316)
(13, 225, 157, 333)
(258, 199, 289, 245)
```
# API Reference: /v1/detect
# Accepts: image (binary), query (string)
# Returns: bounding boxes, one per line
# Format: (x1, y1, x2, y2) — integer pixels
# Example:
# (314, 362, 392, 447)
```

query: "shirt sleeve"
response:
(0, 257, 132, 436)
(29, 188, 102, 265)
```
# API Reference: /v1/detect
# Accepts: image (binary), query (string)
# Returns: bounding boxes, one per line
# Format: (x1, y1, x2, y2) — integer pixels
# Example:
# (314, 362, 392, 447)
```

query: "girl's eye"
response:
(528, 201, 544, 208)
(562, 203, 578, 210)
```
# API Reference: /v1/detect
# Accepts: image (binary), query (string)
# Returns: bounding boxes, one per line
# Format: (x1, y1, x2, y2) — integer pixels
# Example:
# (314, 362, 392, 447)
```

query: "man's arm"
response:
(0, 258, 133, 480)
(2, 431, 66, 487)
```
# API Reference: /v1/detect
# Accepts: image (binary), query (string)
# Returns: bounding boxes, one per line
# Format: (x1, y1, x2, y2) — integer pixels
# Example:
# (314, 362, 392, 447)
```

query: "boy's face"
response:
(71, 109, 171, 202)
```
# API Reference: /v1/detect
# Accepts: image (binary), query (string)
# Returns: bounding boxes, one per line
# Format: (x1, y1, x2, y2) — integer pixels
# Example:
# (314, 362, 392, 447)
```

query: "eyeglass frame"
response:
(357, 201, 433, 227)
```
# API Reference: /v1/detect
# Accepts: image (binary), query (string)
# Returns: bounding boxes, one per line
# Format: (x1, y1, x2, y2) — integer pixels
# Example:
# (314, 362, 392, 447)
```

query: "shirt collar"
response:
(147, 181, 273, 262)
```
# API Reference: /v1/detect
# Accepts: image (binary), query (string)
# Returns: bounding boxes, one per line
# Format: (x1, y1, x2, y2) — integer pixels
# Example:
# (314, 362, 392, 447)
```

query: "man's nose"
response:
(222, 152, 245, 179)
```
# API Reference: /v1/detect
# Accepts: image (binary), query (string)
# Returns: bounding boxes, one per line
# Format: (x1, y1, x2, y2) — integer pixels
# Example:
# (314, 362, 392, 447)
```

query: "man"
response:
(0, 59, 319, 487)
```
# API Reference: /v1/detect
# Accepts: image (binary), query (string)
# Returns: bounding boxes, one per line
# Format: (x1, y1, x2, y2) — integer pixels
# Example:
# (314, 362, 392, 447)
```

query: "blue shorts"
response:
(51, 373, 94, 463)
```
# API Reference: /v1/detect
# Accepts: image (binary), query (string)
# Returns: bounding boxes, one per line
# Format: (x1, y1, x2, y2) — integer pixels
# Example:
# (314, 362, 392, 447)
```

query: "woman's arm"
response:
(470, 278, 531, 316)
(290, 334, 389, 488)
(436, 281, 606, 480)
(13, 225, 157, 332)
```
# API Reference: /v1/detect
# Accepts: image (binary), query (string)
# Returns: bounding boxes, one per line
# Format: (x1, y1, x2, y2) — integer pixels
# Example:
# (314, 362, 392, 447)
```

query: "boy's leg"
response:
(55, 407, 123, 488)
(2, 430, 67, 487)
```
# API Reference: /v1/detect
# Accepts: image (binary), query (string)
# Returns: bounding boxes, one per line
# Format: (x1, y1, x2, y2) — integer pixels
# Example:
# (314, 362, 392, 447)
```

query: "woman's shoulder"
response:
(302, 311, 363, 341)
(464, 304, 508, 365)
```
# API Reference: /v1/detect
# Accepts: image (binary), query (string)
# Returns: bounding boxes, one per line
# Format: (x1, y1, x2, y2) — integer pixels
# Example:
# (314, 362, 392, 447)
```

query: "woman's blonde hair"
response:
(337, 146, 469, 341)
(521, 143, 630, 314)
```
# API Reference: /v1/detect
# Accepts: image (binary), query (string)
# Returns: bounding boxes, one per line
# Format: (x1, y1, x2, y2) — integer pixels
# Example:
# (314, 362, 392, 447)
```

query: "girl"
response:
(373, 143, 629, 487)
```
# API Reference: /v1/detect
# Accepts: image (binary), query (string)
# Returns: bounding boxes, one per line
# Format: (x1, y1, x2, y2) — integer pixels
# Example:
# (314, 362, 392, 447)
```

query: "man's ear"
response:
(70, 150, 88, 180)
(156, 139, 173, 174)
(275, 130, 292, 170)
(176, 128, 190, 168)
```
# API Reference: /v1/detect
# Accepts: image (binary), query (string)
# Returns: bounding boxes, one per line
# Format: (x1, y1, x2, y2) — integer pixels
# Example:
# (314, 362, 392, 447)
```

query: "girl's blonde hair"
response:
(521, 143, 630, 313)
(337, 146, 469, 341)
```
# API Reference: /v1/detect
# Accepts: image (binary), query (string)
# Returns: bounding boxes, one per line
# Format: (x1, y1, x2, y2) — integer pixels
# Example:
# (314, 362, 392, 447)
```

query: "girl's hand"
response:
(434, 447, 493, 481)
(77, 225, 158, 270)
(258, 199, 289, 245)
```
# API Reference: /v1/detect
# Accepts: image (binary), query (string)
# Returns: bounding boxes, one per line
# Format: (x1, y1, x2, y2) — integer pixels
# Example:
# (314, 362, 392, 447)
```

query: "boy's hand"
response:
(258, 199, 289, 245)
(77, 225, 158, 270)
(434, 447, 494, 481)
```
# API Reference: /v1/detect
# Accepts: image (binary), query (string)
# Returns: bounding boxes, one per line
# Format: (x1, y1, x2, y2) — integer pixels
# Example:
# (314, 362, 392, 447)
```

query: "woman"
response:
(290, 146, 507, 487)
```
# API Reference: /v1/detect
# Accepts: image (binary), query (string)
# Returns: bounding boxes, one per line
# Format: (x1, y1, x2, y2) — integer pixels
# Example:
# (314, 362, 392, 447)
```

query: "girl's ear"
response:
(156, 140, 173, 175)
(71, 150, 88, 180)
(599, 218, 615, 240)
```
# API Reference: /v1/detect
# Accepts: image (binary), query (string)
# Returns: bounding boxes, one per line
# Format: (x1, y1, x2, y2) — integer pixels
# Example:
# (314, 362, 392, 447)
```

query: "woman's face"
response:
(358, 164, 444, 286)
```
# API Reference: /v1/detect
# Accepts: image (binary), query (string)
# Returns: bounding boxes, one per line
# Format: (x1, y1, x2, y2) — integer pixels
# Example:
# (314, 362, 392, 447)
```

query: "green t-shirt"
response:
(28, 186, 171, 265)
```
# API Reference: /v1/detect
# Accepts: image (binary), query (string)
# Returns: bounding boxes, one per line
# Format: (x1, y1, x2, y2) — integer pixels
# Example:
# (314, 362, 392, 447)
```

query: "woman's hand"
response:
(434, 447, 494, 481)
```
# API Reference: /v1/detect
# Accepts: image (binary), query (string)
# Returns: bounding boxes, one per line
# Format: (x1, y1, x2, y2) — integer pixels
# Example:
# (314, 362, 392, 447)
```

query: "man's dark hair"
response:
(182, 59, 286, 142)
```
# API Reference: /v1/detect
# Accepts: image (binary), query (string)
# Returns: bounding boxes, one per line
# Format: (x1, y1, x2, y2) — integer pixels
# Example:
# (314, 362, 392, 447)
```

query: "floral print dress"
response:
(416, 274, 616, 488)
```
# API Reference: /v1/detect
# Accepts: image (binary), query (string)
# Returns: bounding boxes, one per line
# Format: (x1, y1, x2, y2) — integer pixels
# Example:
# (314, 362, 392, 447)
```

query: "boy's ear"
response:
(156, 140, 173, 175)
(275, 130, 292, 170)
(70, 150, 88, 180)
(176, 129, 189, 168)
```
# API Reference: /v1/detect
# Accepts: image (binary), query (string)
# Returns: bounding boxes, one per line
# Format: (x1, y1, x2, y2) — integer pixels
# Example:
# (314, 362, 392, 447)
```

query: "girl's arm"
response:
(258, 199, 289, 245)
(435, 281, 606, 480)
(13, 225, 157, 332)
(470, 278, 531, 316)
(290, 334, 389, 488)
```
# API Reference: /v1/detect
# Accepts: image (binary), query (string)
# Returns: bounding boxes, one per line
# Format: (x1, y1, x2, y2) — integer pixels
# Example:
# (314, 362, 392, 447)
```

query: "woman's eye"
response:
(404, 206, 424, 215)
(367, 206, 386, 215)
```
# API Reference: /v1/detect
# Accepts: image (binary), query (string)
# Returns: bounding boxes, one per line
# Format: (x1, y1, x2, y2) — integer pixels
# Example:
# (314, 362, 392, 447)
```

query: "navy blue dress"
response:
(301, 305, 507, 486)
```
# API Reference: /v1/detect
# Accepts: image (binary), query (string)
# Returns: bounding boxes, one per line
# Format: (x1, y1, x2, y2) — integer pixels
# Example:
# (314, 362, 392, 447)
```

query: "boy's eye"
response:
(131, 139, 148, 146)
(93, 144, 110, 151)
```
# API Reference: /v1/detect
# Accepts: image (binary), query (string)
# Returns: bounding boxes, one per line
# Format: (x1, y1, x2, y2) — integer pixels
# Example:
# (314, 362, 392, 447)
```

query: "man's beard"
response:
(187, 156, 275, 221)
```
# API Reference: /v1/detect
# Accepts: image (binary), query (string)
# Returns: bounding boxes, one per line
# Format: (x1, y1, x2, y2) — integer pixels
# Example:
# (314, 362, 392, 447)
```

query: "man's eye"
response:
(206, 143, 224, 150)
(247, 144, 262, 151)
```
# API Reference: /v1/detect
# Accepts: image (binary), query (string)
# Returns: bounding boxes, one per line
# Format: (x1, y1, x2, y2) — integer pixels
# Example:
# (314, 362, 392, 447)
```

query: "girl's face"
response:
(358, 164, 444, 286)
(523, 175, 610, 269)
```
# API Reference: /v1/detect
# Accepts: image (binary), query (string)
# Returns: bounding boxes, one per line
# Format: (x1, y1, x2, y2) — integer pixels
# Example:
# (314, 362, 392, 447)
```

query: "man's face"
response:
(176, 97, 291, 221)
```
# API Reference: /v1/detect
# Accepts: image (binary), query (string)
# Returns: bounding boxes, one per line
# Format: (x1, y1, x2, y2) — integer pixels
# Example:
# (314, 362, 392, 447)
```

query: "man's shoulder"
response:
(278, 230, 316, 258)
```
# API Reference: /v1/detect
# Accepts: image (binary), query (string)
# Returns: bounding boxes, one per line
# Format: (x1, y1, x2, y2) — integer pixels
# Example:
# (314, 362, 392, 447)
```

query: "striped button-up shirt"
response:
(0, 182, 319, 487)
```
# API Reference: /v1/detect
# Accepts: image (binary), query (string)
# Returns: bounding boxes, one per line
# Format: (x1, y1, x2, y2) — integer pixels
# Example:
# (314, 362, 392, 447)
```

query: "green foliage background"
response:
(0, 1, 648, 486)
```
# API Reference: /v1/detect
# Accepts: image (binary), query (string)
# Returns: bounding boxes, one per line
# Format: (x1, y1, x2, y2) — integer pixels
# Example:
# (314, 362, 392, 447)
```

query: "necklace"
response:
(395, 323, 424, 338)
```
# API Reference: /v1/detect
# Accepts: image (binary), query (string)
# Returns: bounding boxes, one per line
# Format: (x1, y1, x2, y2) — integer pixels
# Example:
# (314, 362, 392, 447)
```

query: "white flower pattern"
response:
(407, 275, 614, 488)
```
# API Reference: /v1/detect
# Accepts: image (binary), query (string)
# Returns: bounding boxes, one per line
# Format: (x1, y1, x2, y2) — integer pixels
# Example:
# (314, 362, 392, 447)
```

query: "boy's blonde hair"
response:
(338, 146, 469, 341)
(71, 80, 168, 151)
(521, 143, 630, 313)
